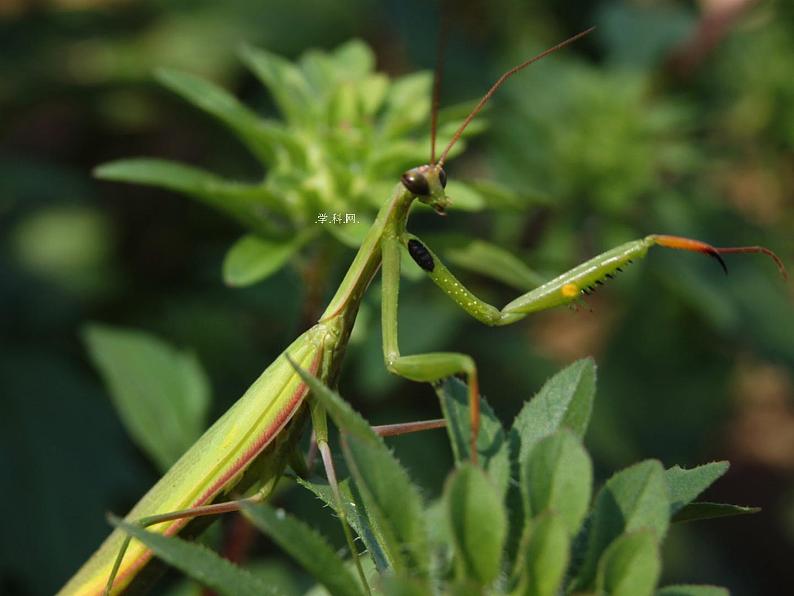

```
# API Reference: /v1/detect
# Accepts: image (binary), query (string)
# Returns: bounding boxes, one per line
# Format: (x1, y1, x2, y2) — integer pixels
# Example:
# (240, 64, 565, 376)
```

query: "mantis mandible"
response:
(59, 27, 787, 596)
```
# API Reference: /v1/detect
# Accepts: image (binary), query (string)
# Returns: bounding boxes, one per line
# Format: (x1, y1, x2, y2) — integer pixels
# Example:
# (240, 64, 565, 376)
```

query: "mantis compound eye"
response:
(438, 167, 447, 188)
(401, 169, 431, 196)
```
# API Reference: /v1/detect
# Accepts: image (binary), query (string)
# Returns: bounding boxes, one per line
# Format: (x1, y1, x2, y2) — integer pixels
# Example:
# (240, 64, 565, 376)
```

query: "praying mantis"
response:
(59, 27, 787, 596)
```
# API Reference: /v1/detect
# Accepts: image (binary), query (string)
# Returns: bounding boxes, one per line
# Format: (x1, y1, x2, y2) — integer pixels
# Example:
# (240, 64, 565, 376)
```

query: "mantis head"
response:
(402, 28, 595, 218)
(401, 164, 449, 215)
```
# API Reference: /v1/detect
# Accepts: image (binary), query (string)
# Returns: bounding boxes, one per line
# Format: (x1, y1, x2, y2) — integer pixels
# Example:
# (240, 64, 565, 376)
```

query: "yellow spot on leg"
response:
(561, 283, 579, 298)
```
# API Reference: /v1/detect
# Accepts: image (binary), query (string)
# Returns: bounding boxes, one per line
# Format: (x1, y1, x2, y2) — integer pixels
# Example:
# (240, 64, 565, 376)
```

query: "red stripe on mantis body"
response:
(108, 348, 323, 593)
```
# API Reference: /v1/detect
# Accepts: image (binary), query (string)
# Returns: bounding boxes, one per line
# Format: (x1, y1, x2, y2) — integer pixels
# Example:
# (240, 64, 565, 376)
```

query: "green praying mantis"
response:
(59, 28, 787, 596)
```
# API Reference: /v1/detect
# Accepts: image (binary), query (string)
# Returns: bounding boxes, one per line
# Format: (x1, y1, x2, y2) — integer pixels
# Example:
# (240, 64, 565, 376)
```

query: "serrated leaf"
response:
(155, 68, 286, 164)
(672, 501, 760, 523)
(223, 232, 311, 287)
(287, 359, 428, 576)
(342, 433, 429, 577)
(295, 476, 389, 572)
(665, 462, 729, 515)
(445, 239, 545, 291)
(522, 431, 592, 536)
(656, 585, 729, 596)
(82, 324, 210, 472)
(436, 377, 510, 499)
(596, 530, 660, 596)
(241, 503, 364, 596)
(110, 517, 275, 596)
(511, 512, 569, 596)
(512, 358, 597, 467)
(445, 463, 507, 586)
(239, 44, 314, 126)
(572, 460, 669, 591)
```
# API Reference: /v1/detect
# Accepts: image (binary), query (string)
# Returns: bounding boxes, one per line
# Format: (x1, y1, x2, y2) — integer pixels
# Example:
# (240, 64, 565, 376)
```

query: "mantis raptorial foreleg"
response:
(383, 232, 786, 462)
(402, 232, 786, 325)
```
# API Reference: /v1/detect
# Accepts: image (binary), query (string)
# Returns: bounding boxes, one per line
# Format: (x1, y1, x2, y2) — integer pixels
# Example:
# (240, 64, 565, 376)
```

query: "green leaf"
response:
(287, 359, 429, 576)
(511, 512, 569, 596)
(445, 463, 507, 586)
(522, 431, 592, 535)
(665, 461, 729, 515)
(445, 239, 545, 291)
(94, 158, 289, 230)
(512, 358, 597, 467)
(672, 501, 760, 523)
(110, 517, 276, 596)
(223, 232, 311, 287)
(155, 68, 287, 164)
(342, 433, 429, 576)
(358, 74, 389, 116)
(444, 180, 486, 212)
(241, 503, 365, 596)
(468, 178, 548, 210)
(596, 530, 661, 596)
(382, 72, 432, 138)
(82, 324, 210, 472)
(295, 476, 389, 572)
(572, 460, 669, 591)
(331, 39, 375, 80)
(380, 576, 431, 596)
(436, 377, 510, 499)
(656, 585, 729, 596)
(239, 44, 314, 126)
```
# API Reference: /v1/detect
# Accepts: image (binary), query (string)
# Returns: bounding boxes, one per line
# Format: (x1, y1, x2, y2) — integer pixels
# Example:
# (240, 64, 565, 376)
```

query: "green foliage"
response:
(241, 503, 365, 596)
(445, 463, 507, 586)
(222, 232, 311, 287)
(511, 512, 569, 596)
(95, 40, 487, 286)
(522, 431, 592, 535)
(494, 58, 695, 216)
(110, 516, 277, 596)
(292, 360, 430, 578)
(82, 324, 210, 472)
(120, 360, 746, 594)
(595, 530, 660, 596)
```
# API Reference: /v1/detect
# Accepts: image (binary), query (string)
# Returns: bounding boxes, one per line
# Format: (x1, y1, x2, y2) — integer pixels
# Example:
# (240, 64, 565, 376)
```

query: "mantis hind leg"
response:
(385, 353, 482, 463)
(103, 494, 267, 595)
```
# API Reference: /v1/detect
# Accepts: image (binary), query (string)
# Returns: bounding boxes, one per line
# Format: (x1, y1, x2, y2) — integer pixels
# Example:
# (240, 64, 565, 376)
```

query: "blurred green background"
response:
(2, 0, 793, 594)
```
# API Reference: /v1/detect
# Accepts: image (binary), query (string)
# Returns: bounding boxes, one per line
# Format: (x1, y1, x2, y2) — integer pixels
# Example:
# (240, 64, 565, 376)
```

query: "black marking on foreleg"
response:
(408, 239, 435, 272)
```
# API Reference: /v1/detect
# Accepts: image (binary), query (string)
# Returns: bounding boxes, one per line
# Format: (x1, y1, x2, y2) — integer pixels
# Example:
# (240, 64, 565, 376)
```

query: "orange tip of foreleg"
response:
(651, 234, 787, 280)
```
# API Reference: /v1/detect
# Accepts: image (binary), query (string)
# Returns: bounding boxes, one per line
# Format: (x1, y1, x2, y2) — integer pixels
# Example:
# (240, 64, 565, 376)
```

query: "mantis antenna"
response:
(429, 12, 448, 164)
(436, 26, 596, 167)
